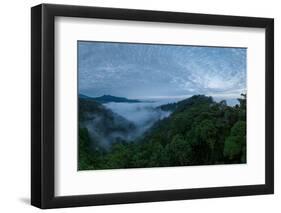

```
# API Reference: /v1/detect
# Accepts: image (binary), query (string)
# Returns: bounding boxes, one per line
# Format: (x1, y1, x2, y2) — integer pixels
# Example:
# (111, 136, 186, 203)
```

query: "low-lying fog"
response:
(104, 100, 172, 137)
(103, 97, 238, 138)
(84, 97, 239, 149)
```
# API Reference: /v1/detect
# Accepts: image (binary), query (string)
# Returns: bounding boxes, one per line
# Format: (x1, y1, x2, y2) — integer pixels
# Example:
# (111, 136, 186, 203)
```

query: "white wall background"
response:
(0, 0, 279, 212)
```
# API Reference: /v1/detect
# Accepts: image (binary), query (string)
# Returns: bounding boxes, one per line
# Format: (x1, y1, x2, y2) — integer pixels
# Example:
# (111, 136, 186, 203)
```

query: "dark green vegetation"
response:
(78, 94, 246, 170)
(79, 98, 137, 149)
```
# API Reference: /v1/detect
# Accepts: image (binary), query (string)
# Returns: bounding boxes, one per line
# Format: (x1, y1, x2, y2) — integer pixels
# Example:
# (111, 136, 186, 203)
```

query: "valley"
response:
(78, 94, 246, 170)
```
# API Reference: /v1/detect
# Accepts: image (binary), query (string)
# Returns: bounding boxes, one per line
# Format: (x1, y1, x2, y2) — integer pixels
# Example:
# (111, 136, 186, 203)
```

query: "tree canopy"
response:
(79, 94, 247, 170)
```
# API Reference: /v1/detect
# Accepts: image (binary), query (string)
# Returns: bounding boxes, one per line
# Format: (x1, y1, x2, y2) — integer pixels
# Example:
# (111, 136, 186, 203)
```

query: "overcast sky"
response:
(78, 41, 246, 100)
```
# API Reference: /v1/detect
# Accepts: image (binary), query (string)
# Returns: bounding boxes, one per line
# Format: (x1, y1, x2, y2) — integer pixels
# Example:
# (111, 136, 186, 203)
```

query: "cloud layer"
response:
(78, 41, 246, 100)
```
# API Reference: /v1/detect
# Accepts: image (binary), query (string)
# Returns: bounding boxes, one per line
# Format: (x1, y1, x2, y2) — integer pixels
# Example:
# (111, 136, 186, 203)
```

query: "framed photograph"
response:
(31, 3, 274, 209)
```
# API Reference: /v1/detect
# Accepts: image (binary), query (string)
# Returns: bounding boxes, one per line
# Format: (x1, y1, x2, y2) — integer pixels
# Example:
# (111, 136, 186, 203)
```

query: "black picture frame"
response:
(31, 3, 274, 209)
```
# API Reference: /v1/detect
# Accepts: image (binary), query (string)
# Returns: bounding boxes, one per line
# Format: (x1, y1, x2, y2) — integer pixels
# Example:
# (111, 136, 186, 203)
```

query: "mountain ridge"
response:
(79, 94, 141, 103)
(79, 94, 247, 170)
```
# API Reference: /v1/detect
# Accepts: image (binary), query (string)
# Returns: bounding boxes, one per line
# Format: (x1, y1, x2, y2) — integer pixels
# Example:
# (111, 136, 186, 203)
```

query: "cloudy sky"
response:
(78, 41, 246, 100)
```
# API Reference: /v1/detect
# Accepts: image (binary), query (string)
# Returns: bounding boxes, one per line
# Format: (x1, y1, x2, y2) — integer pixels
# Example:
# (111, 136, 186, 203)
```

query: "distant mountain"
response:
(79, 94, 92, 99)
(79, 94, 141, 103)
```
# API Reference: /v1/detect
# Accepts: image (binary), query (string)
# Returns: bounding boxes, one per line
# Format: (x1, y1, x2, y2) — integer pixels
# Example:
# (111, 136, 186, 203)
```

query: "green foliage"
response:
(224, 121, 246, 162)
(165, 134, 192, 166)
(104, 143, 132, 168)
(78, 128, 95, 170)
(78, 94, 247, 170)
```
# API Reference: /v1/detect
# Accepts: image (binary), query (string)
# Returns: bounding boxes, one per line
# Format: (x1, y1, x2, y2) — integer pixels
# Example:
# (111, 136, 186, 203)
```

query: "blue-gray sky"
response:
(78, 41, 246, 100)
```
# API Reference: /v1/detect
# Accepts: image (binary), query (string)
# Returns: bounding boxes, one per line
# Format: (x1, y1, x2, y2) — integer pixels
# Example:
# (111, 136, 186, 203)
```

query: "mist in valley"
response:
(80, 95, 241, 150)
(80, 98, 174, 149)
(104, 101, 171, 137)
(78, 42, 247, 170)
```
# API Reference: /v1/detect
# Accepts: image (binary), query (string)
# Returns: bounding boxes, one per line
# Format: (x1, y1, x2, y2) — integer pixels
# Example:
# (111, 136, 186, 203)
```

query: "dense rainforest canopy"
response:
(78, 94, 246, 170)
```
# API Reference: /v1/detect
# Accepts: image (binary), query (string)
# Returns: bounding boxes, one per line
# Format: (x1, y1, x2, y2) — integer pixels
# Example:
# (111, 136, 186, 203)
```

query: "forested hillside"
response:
(79, 98, 137, 149)
(79, 94, 246, 170)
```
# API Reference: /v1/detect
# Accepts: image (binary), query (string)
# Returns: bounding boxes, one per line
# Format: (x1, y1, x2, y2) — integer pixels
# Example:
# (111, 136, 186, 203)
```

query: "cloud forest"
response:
(78, 41, 247, 170)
